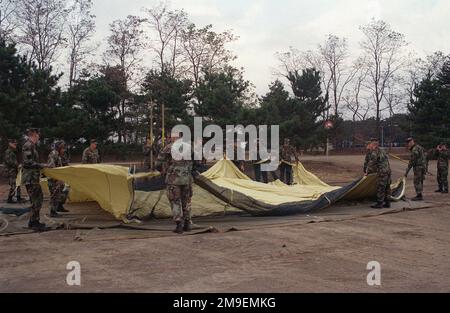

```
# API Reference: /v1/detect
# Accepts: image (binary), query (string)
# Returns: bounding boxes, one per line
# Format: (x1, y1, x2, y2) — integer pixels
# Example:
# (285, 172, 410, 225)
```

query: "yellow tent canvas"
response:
(42, 159, 406, 221)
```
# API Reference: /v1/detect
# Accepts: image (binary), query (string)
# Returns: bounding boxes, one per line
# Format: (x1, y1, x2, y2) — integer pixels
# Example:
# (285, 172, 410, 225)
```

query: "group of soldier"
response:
(364, 137, 449, 209)
(252, 138, 299, 185)
(3, 128, 449, 234)
(148, 136, 302, 234)
(3, 128, 101, 231)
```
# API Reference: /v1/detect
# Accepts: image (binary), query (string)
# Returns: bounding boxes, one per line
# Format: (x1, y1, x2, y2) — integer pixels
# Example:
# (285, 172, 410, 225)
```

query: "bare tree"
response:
(405, 51, 448, 103)
(0, 0, 17, 41)
(104, 15, 146, 143)
(275, 47, 307, 79)
(359, 19, 408, 137)
(67, 0, 96, 87)
(344, 62, 370, 122)
(383, 74, 407, 117)
(318, 35, 358, 117)
(15, 0, 69, 70)
(104, 15, 146, 89)
(181, 23, 237, 88)
(144, 2, 188, 77)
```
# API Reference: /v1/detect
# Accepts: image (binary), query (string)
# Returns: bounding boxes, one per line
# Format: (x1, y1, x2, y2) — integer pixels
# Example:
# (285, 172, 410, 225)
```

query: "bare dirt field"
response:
(1, 155, 449, 293)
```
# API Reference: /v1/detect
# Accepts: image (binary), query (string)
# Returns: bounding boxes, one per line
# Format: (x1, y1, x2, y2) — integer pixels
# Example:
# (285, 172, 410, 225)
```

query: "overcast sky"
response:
(91, 0, 450, 96)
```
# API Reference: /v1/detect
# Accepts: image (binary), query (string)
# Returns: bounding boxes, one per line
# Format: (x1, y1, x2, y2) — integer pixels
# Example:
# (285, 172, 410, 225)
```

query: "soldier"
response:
(3, 139, 22, 203)
(82, 139, 100, 164)
(47, 141, 70, 217)
(143, 137, 152, 170)
(366, 138, 392, 209)
(363, 141, 376, 175)
(280, 139, 298, 185)
(231, 142, 245, 172)
(153, 134, 163, 159)
(22, 128, 48, 231)
(435, 143, 449, 193)
(155, 135, 194, 234)
(253, 139, 279, 183)
(404, 137, 427, 201)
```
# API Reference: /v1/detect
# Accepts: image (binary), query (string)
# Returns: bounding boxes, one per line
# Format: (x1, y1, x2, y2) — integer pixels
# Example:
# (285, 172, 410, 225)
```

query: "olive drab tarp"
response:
(42, 159, 406, 221)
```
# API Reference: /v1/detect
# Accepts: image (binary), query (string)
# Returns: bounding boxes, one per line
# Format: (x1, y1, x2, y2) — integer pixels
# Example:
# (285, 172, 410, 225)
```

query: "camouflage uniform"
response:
(156, 142, 193, 228)
(368, 147, 392, 204)
(153, 137, 163, 158)
(47, 150, 69, 213)
(406, 144, 427, 196)
(280, 144, 297, 185)
(22, 139, 43, 223)
(143, 144, 152, 170)
(363, 149, 377, 174)
(4, 147, 20, 201)
(436, 149, 449, 192)
(82, 147, 100, 164)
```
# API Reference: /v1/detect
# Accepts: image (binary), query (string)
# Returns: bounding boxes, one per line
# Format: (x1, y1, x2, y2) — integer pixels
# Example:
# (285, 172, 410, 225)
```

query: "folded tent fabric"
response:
(41, 159, 406, 221)
(43, 165, 136, 220)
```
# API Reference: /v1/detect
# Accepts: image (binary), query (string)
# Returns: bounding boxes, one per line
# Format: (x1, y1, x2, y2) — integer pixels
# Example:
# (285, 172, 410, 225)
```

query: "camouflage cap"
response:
(8, 138, 17, 144)
(406, 137, 414, 143)
(370, 138, 379, 142)
(90, 139, 97, 144)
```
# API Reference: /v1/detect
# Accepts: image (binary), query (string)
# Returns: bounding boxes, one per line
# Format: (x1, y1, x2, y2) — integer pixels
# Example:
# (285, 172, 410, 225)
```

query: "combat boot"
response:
(435, 188, 443, 193)
(371, 202, 384, 209)
(411, 194, 423, 201)
(443, 189, 449, 194)
(7, 196, 17, 204)
(183, 220, 192, 232)
(28, 221, 50, 232)
(174, 222, 183, 234)
(57, 204, 69, 213)
(383, 201, 391, 208)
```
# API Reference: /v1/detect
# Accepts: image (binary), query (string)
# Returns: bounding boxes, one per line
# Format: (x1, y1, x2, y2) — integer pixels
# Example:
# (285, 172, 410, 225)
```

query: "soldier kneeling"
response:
(47, 141, 70, 217)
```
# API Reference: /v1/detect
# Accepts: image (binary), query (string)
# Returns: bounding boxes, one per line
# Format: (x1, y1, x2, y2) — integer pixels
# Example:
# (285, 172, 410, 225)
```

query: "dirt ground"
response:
(0, 155, 449, 293)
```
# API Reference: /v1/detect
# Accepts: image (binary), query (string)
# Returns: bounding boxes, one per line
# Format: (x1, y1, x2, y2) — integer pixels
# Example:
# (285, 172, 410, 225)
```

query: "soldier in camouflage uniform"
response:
(155, 135, 194, 234)
(363, 141, 377, 175)
(434, 143, 449, 193)
(22, 128, 48, 231)
(366, 139, 392, 209)
(82, 139, 100, 164)
(280, 139, 298, 185)
(143, 137, 152, 170)
(47, 141, 70, 217)
(405, 137, 427, 201)
(3, 139, 22, 203)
